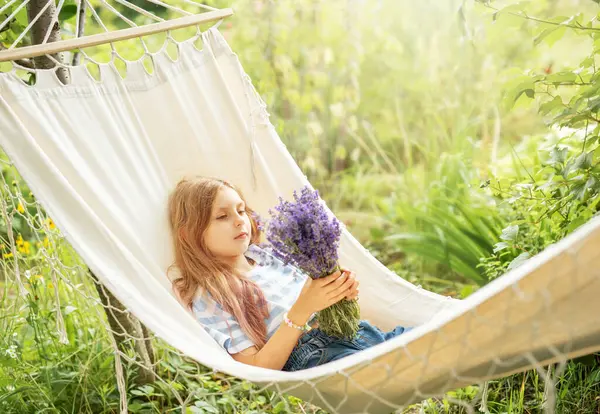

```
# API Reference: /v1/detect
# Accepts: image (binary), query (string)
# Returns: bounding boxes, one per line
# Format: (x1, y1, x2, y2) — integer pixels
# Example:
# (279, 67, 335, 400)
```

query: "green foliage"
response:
(373, 153, 506, 286)
(476, 1, 600, 284)
(0, 1, 30, 48)
(2, 0, 600, 413)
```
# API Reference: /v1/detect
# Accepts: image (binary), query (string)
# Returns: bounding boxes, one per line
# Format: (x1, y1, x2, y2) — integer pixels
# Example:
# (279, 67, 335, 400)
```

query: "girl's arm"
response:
(231, 269, 359, 370)
(230, 305, 313, 370)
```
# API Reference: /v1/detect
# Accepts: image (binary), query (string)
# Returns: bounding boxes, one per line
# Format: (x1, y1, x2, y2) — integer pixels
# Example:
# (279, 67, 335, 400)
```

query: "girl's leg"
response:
(353, 320, 411, 343)
(287, 323, 379, 368)
(283, 322, 413, 370)
(383, 325, 412, 341)
(282, 330, 333, 371)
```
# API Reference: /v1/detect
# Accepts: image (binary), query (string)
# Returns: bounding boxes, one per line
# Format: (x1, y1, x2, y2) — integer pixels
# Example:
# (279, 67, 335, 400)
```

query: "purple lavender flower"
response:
(266, 187, 342, 278)
(250, 211, 265, 232)
(266, 186, 360, 339)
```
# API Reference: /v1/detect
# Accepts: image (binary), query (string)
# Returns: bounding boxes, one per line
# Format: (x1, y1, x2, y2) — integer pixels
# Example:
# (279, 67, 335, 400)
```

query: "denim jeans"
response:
(282, 320, 410, 372)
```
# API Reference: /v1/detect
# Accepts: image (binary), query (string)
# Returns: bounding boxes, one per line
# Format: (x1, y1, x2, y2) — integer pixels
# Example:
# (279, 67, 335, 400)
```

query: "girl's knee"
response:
(384, 325, 411, 341)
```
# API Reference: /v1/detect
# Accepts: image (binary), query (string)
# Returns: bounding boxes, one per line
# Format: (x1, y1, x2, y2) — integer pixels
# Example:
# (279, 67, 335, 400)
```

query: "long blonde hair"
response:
(167, 176, 269, 348)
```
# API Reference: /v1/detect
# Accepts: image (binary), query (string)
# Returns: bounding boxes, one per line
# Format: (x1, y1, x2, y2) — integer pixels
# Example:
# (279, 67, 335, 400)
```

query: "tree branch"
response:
(71, 0, 87, 66)
(483, 4, 600, 32)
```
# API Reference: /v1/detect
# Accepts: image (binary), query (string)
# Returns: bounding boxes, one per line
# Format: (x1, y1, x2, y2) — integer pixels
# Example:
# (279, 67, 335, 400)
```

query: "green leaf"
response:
(507, 252, 531, 270)
(534, 26, 567, 47)
(508, 79, 535, 108)
(460, 284, 476, 298)
(548, 147, 568, 165)
(570, 180, 588, 201)
(499, 225, 519, 242)
(561, 113, 589, 129)
(128, 402, 144, 413)
(585, 134, 599, 147)
(493, 241, 510, 252)
(547, 16, 572, 24)
(194, 400, 219, 413)
(217, 397, 232, 405)
(385, 232, 485, 283)
(59, 4, 78, 21)
(580, 56, 595, 69)
(369, 227, 385, 241)
(494, 3, 527, 22)
(288, 395, 303, 405)
(572, 151, 593, 171)
(273, 401, 288, 414)
(15, 8, 28, 26)
(545, 71, 577, 85)
(534, 27, 557, 46)
(539, 96, 564, 117)
(585, 175, 598, 192)
(544, 26, 567, 47)
(565, 214, 588, 233)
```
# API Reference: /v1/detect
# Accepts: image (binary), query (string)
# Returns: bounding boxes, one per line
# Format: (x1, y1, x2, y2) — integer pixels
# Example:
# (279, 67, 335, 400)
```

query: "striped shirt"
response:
(191, 244, 311, 354)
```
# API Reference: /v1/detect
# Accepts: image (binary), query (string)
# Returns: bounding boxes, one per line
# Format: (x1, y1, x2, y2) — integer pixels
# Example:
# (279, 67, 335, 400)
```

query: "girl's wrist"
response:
(283, 311, 312, 332)
(287, 306, 311, 326)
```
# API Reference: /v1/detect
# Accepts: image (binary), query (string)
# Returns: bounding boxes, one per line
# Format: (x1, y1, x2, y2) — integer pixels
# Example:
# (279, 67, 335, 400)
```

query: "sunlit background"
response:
(1, 0, 600, 412)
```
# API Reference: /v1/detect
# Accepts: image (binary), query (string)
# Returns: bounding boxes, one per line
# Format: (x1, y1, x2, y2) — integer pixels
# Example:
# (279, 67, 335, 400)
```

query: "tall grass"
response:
(2, 0, 600, 413)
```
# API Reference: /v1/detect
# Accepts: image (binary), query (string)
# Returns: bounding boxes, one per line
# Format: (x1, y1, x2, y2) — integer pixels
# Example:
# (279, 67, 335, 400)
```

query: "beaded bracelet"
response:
(283, 312, 312, 332)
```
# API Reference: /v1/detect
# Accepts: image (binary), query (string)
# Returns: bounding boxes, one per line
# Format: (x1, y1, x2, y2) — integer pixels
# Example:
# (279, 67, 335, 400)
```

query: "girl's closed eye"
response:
(217, 210, 245, 220)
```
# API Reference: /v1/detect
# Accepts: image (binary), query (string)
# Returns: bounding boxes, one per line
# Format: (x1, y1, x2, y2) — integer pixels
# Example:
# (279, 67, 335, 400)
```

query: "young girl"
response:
(167, 176, 410, 371)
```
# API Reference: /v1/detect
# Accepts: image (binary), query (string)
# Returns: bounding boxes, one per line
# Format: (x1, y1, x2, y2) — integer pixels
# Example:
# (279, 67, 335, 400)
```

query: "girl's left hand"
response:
(340, 268, 359, 301)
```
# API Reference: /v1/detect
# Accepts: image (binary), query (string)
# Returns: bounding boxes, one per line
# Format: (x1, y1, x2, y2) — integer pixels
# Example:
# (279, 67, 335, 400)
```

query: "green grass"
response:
(2, 1, 600, 413)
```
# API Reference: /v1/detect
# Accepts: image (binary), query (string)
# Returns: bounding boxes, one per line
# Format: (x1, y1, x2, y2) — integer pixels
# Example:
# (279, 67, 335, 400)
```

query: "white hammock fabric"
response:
(1, 28, 600, 413)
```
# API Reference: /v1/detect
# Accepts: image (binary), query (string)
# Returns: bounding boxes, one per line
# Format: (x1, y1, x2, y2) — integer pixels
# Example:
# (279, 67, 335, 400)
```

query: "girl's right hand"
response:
(290, 269, 358, 323)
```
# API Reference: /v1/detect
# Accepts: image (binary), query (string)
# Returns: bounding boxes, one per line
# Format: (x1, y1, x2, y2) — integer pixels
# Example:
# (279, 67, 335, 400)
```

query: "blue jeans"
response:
(282, 320, 410, 372)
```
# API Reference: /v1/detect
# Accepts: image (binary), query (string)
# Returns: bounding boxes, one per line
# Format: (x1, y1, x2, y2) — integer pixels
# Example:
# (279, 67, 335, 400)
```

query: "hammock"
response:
(1, 27, 600, 414)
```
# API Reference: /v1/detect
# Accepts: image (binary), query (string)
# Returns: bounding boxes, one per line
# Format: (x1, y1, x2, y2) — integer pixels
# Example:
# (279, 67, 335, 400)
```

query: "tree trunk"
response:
(26, 2, 156, 385)
(91, 270, 156, 385)
(26, 0, 70, 84)
(71, 0, 87, 66)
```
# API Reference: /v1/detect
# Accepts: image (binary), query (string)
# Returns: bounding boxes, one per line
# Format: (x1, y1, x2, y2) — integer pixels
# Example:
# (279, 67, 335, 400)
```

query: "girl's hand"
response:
(340, 268, 360, 301)
(289, 269, 358, 323)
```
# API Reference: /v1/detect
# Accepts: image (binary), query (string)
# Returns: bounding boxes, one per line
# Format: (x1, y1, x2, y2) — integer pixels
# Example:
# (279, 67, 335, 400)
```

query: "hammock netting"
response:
(0, 2, 599, 414)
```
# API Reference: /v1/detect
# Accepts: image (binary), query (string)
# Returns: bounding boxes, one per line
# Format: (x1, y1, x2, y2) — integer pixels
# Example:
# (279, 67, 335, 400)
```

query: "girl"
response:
(167, 176, 410, 371)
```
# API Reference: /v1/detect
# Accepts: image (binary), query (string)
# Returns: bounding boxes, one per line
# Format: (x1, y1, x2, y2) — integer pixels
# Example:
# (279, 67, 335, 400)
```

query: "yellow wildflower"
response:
(17, 202, 25, 214)
(43, 237, 50, 248)
(47, 282, 54, 290)
(3, 253, 13, 259)
(16, 234, 23, 247)
(18, 241, 30, 255)
(46, 218, 56, 230)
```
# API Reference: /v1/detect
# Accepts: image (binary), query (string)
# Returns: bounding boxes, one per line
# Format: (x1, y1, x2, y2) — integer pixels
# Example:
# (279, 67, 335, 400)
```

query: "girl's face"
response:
(203, 186, 252, 259)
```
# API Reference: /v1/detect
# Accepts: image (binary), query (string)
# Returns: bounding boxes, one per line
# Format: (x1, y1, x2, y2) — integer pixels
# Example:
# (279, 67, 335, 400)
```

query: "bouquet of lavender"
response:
(266, 186, 360, 339)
